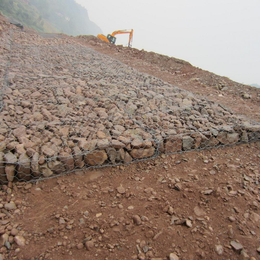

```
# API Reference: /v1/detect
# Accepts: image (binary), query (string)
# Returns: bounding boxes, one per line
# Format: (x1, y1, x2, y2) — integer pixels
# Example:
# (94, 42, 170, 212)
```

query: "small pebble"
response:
(169, 253, 179, 260)
(215, 244, 224, 255)
(230, 240, 243, 252)
(85, 240, 94, 251)
(133, 215, 142, 225)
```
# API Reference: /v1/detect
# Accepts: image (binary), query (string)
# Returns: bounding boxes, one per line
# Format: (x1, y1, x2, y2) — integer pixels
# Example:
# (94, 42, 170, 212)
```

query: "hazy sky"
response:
(75, 0, 260, 86)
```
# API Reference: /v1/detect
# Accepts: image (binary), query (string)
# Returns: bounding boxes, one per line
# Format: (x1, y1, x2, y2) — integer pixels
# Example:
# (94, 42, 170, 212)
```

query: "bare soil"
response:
(1, 20, 260, 260)
(7, 142, 260, 260)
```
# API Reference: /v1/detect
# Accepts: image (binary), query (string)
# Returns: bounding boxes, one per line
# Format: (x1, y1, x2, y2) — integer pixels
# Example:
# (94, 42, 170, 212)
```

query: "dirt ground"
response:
(1, 27, 260, 260)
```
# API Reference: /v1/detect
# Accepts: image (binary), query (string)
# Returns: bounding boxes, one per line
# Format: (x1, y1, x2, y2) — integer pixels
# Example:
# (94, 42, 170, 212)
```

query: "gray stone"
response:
(58, 104, 72, 117)
(230, 240, 243, 252)
(182, 136, 194, 150)
(130, 147, 155, 159)
(14, 236, 26, 247)
(4, 152, 17, 182)
(240, 250, 249, 259)
(4, 202, 16, 210)
(73, 147, 84, 168)
(97, 139, 110, 149)
(118, 136, 131, 144)
(0, 234, 9, 247)
(97, 130, 106, 139)
(59, 152, 74, 171)
(169, 253, 179, 260)
(85, 240, 94, 251)
(217, 131, 239, 145)
(185, 219, 192, 228)
(31, 152, 40, 177)
(42, 145, 56, 157)
(111, 139, 125, 149)
(79, 139, 97, 151)
(40, 163, 53, 177)
(120, 150, 132, 164)
(4, 152, 17, 164)
(131, 139, 143, 148)
(215, 244, 224, 255)
(0, 142, 6, 152)
(226, 133, 239, 144)
(13, 126, 26, 138)
(242, 93, 251, 99)
(33, 112, 44, 121)
(240, 131, 248, 142)
(5, 165, 16, 182)
(15, 144, 26, 155)
(84, 150, 108, 166)
(0, 152, 7, 183)
(132, 215, 142, 225)
(250, 212, 260, 223)
(58, 127, 70, 137)
(106, 147, 120, 164)
(17, 153, 31, 180)
(41, 108, 53, 121)
(126, 102, 137, 115)
(117, 185, 126, 194)
(48, 160, 66, 174)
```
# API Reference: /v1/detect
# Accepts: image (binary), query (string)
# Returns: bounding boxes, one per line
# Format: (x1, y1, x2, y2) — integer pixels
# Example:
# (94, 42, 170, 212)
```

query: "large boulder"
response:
(84, 150, 108, 166)
(130, 147, 155, 159)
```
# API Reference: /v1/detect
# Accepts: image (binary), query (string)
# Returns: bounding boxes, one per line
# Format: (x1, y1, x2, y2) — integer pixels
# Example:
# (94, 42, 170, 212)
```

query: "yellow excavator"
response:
(97, 29, 133, 47)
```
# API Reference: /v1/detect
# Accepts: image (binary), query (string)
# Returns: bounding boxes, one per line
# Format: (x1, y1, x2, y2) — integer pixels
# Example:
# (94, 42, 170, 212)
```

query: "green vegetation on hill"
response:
(0, 0, 102, 36)
(0, 0, 51, 32)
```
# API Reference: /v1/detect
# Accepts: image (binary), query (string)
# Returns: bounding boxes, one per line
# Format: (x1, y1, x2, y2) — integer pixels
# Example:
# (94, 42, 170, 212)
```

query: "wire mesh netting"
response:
(0, 28, 260, 184)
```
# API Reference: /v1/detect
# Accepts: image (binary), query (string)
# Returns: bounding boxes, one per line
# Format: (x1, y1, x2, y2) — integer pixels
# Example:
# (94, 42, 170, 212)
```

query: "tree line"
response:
(0, 0, 102, 36)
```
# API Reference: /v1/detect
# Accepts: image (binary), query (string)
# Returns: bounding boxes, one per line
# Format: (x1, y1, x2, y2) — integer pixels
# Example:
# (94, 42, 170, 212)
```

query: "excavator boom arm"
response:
(111, 29, 133, 47)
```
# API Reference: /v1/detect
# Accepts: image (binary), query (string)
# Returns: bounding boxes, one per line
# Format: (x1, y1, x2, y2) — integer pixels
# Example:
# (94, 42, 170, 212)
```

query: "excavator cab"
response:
(107, 34, 116, 44)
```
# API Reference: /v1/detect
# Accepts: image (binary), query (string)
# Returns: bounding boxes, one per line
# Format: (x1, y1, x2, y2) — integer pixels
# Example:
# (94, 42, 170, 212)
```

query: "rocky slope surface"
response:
(0, 16, 259, 184)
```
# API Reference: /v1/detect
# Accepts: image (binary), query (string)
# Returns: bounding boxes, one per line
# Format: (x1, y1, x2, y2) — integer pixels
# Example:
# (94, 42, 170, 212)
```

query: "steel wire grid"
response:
(0, 29, 259, 184)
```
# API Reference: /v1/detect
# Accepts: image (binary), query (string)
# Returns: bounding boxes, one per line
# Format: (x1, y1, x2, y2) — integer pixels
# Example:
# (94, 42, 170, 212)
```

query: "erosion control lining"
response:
(0, 22, 260, 184)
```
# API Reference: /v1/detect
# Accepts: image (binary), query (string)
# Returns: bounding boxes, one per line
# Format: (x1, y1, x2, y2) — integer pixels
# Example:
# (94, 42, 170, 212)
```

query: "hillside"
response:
(0, 0, 102, 35)
(76, 35, 260, 122)
(0, 13, 260, 260)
